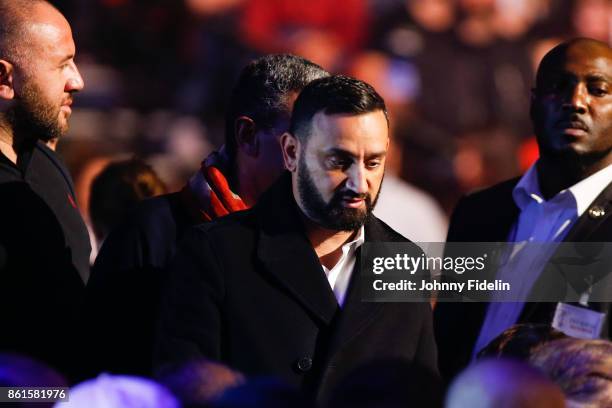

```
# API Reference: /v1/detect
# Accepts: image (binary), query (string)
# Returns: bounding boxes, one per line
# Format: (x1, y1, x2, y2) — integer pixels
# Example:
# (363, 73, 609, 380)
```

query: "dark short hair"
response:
(289, 75, 388, 144)
(224, 54, 329, 161)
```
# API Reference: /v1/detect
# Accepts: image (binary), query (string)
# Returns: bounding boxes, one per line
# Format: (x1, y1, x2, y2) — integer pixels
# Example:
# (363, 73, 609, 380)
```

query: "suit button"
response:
(296, 356, 313, 372)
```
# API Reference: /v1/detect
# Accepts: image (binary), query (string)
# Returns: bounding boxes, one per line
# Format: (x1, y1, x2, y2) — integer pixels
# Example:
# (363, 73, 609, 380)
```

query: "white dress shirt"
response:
(473, 162, 612, 357)
(321, 226, 365, 306)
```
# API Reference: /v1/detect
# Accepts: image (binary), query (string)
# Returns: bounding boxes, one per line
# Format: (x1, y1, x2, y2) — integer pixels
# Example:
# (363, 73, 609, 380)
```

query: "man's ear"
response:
(280, 131, 299, 172)
(0, 59, 15, 100)
(234, 116, 258, 157)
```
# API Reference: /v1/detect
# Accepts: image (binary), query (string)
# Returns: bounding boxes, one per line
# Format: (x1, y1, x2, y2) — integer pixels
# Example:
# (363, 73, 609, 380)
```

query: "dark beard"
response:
(297, 157, 380, 231)
(6, 80, 63, 144)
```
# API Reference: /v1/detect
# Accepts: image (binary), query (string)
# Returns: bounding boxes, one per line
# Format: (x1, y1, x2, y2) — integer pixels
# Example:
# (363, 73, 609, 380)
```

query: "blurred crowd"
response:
(3, 324, 611, 407)
(49, 0, 611, 240)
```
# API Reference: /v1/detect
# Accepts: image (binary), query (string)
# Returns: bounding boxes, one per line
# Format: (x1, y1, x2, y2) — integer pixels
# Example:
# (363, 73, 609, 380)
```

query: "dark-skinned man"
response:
(435, 38, 612, 381)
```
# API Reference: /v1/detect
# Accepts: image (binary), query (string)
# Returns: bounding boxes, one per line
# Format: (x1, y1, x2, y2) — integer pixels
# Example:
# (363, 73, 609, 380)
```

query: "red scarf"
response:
(181, 149, 248, 222)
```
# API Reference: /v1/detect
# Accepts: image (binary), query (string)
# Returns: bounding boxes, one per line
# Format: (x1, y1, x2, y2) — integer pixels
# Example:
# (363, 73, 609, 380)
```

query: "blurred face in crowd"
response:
(531, 40, 612, 168)
(7, 2, 84, 141)
(289, 110, 388, 231)
(572, 0, 611, 42)
(407, 0, 455, 32)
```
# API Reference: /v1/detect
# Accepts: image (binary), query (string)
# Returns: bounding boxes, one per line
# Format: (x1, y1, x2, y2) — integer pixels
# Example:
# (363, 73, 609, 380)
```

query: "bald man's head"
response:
(0, 0, 83, 142)
(535, 38, 612, 89)
(0, 0, 60, 65)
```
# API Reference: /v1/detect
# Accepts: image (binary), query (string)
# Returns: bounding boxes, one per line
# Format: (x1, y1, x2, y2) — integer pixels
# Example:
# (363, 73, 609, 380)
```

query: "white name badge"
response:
(552, 302, 605, 339)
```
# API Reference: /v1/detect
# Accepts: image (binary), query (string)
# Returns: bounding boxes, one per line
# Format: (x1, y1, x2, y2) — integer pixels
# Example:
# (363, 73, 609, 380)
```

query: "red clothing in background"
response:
(240, 0, 368, 54)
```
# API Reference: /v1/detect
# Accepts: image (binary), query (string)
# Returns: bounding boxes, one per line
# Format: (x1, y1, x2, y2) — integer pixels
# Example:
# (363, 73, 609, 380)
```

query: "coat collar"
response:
(254, 172, 405, 330)
(487, 176, 612, 242)
(562, 180, 612, 242)
(255, 172, 339, 325)
(325, 213, 408, 349)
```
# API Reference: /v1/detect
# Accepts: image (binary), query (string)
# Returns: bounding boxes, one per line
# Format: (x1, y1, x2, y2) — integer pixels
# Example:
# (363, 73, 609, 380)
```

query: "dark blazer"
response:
(155, 173, 437, 401)
(84, 191, 195, 377)
(435, 177, 612, 381)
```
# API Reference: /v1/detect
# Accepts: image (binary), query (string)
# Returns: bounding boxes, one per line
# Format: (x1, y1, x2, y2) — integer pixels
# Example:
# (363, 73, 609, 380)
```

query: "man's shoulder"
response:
(191, 207, 257, 239)
(461, 177, 520, 206)
(451, 177, 521, 218)
(447, 177, 521, 242)
(170, 208, 258, 265)
(110, 193, 180, 241)
(94, 192, 190, 270)
(135, 193, 180, 223)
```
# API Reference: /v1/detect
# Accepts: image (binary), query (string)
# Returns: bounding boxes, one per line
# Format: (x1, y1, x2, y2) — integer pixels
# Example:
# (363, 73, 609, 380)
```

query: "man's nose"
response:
(65, 62, 84, 93)
(346, 164, 368, 195)
(563, 83, 587, 114)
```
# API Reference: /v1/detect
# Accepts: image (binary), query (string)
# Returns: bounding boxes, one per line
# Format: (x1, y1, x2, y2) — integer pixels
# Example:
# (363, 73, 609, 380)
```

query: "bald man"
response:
(435, 38, 612, 380)
(0, 0, 88, 377)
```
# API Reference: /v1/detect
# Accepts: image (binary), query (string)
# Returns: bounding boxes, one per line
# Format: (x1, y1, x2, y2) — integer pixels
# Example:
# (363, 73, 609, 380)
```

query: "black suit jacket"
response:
(84, 191, 195, 377)
(156, 173, 437, 400)
(435, 177, 612, 381)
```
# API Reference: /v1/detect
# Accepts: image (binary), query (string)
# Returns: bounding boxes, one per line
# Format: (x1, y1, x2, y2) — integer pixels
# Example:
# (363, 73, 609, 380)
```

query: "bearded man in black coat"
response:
(156, 75, 438, 401)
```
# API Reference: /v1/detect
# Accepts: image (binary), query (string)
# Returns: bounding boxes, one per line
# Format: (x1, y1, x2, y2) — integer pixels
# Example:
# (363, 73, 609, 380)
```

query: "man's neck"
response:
(537, 154, 612, 199)
(303, 217, 357, 270)
(233, 162, 257, 207)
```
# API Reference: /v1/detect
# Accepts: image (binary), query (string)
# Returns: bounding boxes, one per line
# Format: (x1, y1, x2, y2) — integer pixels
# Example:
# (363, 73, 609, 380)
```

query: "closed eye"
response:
(589, 85, 608, 97)
(327, 156, 351, 170)
(366, 160, 382, 169)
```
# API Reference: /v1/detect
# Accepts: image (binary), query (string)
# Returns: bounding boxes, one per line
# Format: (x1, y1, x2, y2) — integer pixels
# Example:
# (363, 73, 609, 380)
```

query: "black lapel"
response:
(324, 216, 400, 357)
(255, 173, 339, 325)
